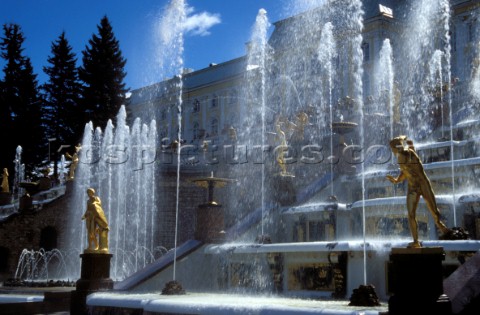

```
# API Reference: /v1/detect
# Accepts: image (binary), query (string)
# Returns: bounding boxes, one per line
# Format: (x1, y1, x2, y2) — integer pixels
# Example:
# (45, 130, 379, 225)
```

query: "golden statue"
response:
(275, 121, 288, 175)
(201, 140, 209, 153)
(386, 136, 450, 248)
(82, 188, 109, 253)
(228, 126, 237, 142)
(65, 144, 81, 180)
(291, 112, 309, 142)
(1, 168, 9, 193)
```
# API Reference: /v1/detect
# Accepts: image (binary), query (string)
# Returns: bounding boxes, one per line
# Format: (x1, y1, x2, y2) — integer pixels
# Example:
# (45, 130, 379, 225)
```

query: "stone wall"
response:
(0, 169, 210, 283)
(156, 168, 213, 248)
(0, 191, 71, 282)
(0, 167, 229, 283)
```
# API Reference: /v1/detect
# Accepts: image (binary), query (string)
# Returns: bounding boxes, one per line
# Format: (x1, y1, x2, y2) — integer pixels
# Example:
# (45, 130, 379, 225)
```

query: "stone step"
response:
(443, 250, 480, 314)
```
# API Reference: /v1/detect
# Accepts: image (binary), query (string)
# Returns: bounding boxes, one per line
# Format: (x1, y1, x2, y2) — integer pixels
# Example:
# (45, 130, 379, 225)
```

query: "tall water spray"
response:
(59, 155, 66, 184)
(247, 8, 270, 235)
(317, 22, 336, 196)
(392, 0, 457, 226)
(440, 0, 457, 226)
(470, 39, 480, 105)
(315, 0, 368, 284)
(398, 0, 450, 140)
(347, 0, 366, 286)
(13, 146, 24, 199)
(156, 0, 186, 281)
(376, 39, 394, 142)
(471, 41, 480, 103)
(429, 50, 445, 138)
(66, 106, 158, 280)
(286, 4, 366, 285)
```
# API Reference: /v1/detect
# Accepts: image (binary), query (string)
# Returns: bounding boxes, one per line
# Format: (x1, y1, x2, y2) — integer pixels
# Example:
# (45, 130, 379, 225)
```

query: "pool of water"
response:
(88, 292, 388, 314)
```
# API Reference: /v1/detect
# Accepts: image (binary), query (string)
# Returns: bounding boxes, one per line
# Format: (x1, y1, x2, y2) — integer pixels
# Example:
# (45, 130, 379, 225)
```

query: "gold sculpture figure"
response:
(82, 188, 109, 253)
(386, 136, 450, 248)
(228, 126, 237, 142)
(291, 112, 309, 142)
(1, 168, 9, 193)
(275, 121, 288, 175)
(65, 144, 81, 180)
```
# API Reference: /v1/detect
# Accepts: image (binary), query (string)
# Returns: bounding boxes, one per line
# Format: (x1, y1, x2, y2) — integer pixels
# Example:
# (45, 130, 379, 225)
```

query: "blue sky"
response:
(0, 0, 320, 91)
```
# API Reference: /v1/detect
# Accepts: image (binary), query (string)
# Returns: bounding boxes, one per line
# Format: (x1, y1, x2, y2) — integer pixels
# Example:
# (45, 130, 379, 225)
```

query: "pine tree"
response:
(79, 15, 128, 129)
(0, 23, 44, 176)
(42, 32, 83, 179)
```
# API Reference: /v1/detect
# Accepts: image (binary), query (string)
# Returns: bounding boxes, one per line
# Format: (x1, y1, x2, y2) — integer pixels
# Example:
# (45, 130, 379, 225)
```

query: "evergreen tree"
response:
(0, 64, 12, 177)
(42, 32, 83, 179)
(79, 15, 128, 129)
(0, 23, 44, 176)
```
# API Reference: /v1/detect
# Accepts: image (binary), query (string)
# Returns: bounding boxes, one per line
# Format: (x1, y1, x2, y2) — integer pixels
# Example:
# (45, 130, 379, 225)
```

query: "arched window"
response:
(335, 55, 340, 70)
(40, 226, 57, 251)
(193, 122, 200, 139)
(211, 94, 219, 108)
(468, 21, 475, 42)
(362, 42, 370, 62)
(211, 119, 218, 136)
(193, 99, 200, 113)
(229, 90, 238, 104)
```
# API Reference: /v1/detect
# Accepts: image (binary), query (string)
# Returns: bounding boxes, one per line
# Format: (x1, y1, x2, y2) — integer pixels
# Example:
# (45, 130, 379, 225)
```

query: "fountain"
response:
(318, 21, 336, 196)
(13, 145, 25, 200)
(6, 0, 480, 314)
(84, 0, 480, 313)
(64, 106, 160, 280)
(191, 172, 235, 244)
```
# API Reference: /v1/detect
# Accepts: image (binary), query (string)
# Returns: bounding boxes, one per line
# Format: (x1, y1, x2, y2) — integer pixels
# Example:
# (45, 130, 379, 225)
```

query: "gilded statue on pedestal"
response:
(82, 188, 109, 253)
(386, 136, 450, 248)
(275, 121, 288, 175)
(65, 144, 81, 180)
(1, 168, 9, 193)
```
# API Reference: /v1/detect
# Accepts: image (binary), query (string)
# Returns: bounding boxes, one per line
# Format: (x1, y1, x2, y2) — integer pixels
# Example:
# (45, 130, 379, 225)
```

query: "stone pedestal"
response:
(19, 194, 33, 211)
(70, 253, 113, 315)
(65, 180, 74, 194)
(195, 203, 225, 243)
(270, 173, 296, 206)
(388, 247, 452, 315)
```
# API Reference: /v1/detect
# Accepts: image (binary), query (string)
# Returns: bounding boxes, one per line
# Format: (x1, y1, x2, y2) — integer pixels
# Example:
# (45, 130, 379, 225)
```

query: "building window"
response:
(211, 95, 218, 108)
(468, 21, 475, 43)
(362, 42, 370, 62)
(161, 109, 167, 120)
(193, 99, 200, 113)
(193, 122, 200, 139)
(211, 119, 218, 136)
(229, 90, 238, 104)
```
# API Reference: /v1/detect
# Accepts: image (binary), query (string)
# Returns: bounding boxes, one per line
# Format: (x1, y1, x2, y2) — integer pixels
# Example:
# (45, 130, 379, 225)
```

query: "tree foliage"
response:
(42, 32, 84, 178)
(0, 23, 44, 175)
(0, 16, 129, 178)
(42, 32, 83, 146)
(79, 15, 128, 129)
